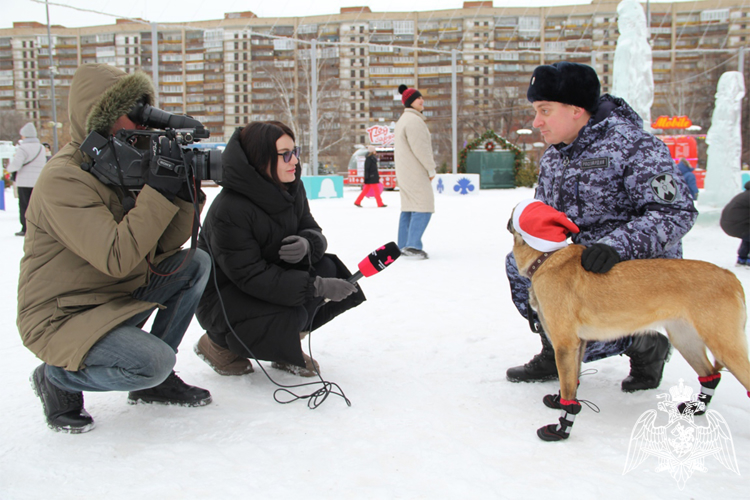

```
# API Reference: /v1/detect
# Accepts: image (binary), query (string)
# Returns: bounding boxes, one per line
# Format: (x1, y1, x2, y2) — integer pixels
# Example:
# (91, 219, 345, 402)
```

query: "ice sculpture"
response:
(701, 71, 746, 208)
(612, 0, 654, 131)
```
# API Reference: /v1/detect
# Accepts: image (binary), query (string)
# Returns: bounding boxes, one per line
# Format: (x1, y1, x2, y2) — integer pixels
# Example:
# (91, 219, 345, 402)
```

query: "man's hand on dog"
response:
(581, 243, 620, 273)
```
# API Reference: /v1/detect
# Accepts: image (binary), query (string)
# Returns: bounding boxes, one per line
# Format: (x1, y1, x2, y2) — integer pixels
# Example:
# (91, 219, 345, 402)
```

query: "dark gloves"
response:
(581, 243, 620, 273)
(146, 137, 186, 201)
(314, 276, 357, 302)
(279, 235, 310, 263)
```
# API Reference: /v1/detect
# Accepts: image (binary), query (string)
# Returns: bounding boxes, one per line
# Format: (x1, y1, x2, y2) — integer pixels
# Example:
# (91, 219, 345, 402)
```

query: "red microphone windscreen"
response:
(357, 242, 400, 277)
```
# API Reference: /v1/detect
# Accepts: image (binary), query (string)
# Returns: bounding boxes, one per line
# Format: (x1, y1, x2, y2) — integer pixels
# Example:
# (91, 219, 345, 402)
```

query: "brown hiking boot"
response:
(194, 333, 253, 376)
(271, 352, 320, 378)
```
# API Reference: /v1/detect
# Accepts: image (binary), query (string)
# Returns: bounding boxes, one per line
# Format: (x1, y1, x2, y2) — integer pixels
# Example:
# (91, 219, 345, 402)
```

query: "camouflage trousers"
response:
(505, 251, 633, 362)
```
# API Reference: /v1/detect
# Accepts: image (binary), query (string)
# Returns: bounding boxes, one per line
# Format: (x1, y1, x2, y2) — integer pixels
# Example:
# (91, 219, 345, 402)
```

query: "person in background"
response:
(677, 157, 699, 200)
(394, 84, 436, 259)
(505, 62, 697, 400)
(19, 63, 212, 434)
(7, 122, 46, 237)
(42, 142, 52, 161)
(195, 121, 366, 378)
(720, 180, 750, 267)
(354, 145, 386, 208)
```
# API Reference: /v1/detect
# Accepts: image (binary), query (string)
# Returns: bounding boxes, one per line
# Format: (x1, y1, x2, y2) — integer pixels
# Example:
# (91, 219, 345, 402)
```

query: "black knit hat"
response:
(398, 84, 422, 108)
(527, 62, 600, 114)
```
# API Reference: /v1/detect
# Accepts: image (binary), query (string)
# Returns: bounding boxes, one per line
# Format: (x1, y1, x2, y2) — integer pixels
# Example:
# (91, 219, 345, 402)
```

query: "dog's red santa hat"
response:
(512, 199, 580, 252)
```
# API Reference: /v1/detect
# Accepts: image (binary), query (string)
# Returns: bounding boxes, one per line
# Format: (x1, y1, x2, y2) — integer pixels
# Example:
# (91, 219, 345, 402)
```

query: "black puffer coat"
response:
(196, 128, 365, 367)
(720, 187, 750, 239)
(364, 154, 380, 184)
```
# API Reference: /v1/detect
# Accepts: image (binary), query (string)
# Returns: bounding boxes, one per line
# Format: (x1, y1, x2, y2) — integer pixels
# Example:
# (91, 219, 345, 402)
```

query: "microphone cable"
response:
(184, 172, 351, 410)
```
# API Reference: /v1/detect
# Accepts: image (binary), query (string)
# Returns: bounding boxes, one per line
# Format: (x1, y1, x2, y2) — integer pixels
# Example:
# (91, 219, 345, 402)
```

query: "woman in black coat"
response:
(354, 146, 386, 208)
(195, 121, 366, 377)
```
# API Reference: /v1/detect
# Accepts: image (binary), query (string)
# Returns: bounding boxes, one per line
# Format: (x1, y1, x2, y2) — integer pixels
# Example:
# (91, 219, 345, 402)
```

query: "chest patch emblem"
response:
(649, 173, 679, 203)
(580, 157, 610, 169)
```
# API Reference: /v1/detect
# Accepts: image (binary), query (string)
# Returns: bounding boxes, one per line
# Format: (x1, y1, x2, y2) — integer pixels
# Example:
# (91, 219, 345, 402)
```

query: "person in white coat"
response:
(8, 122, 47, 236)
(394, 84, 437, 259)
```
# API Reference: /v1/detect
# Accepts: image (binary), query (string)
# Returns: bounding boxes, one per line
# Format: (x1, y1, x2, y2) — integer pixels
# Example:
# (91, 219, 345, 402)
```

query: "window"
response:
(394, 20, 415, 35)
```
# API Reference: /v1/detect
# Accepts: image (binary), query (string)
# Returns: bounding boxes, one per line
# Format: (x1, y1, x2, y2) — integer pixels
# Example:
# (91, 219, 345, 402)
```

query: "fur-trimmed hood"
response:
(68, 63, 155, 143)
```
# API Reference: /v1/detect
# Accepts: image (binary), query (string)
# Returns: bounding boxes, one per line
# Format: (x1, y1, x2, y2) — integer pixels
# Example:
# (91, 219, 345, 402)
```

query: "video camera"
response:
(80, 102, 222, 190)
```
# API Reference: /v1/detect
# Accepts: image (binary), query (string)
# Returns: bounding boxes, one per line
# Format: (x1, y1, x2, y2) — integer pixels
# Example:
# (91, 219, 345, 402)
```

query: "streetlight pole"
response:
(44, 0, 58, 153)
(516, 128, 532, 153)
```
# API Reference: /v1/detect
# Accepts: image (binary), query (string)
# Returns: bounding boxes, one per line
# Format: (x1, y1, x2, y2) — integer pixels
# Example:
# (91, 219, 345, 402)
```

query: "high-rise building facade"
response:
(1, 0, 748, 170)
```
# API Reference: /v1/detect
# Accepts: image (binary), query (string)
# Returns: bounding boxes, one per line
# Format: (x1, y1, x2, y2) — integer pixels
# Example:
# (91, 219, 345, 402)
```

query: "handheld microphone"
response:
(347, 242, 401, 283)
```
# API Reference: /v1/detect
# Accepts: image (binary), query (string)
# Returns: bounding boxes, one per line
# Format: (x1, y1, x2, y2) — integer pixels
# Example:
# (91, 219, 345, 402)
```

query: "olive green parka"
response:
(17, 64, 198, 371)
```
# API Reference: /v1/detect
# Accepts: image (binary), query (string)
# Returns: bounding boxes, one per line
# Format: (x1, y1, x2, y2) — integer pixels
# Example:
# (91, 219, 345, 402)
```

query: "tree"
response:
(0, 111, 29, 143)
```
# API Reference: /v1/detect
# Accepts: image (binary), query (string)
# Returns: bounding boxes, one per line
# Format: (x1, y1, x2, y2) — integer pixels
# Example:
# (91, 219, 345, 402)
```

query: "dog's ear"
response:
(508, 207, 517, 234)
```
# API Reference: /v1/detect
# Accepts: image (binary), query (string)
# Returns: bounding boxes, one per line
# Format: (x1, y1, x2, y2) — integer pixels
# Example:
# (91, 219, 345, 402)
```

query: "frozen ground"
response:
(0, 184, 747, 499)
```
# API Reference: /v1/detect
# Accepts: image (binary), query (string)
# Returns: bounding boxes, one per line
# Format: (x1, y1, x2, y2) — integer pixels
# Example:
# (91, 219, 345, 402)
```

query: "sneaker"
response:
(736, 258, 749, 267)
(30, 364, 95, 434)
(378, 204, 387, 208)
(354, 203, 362, 208)
(401, 247, 429, 259)
(194, 333, 253, 376)
(127, 372, 212, 406)
(272, 352, 320, 378)
(15, 231, 26, 237)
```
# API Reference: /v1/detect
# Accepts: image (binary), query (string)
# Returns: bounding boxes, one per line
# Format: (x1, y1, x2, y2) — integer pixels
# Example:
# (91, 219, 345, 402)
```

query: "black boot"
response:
(128, 372, 212, 407)
(621, 333, 671, 392)
(30, 364, 95, 433)
(506, 334, 558, 383)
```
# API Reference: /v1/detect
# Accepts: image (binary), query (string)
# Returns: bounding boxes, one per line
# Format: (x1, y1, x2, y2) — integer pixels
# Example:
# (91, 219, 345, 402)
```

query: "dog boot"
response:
(537, 398, 582, 441)
(543, 392, 562, 409)
(507, 333, 558, 383)
(621, 333, 671, 392)
(678, 373, 721, 416)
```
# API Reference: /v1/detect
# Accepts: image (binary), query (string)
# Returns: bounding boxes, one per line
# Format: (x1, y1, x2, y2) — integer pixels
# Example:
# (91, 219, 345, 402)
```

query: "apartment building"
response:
(1, 0, 748, 170)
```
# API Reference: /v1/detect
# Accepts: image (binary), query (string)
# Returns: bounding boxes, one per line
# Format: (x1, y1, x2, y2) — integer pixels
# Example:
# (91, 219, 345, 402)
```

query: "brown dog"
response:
(509, 200, 750, 441)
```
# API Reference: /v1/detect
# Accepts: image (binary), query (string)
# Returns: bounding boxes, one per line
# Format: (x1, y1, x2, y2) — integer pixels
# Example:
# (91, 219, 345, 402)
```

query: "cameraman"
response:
(18, 63, 212, 434)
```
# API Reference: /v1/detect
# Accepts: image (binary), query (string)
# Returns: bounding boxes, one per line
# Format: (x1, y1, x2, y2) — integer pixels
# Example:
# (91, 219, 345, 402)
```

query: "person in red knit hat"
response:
(354, 146, 386, 208)
(394, 83, 436, 259)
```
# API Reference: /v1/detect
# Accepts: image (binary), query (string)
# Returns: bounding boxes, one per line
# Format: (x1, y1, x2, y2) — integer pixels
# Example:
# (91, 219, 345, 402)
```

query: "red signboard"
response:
(651, 115, 693, 129)
(367, 125, 395, 146)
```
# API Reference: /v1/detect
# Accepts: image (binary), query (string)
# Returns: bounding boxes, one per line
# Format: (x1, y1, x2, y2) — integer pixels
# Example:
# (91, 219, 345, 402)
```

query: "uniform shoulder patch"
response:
(649, 173, 680, 203)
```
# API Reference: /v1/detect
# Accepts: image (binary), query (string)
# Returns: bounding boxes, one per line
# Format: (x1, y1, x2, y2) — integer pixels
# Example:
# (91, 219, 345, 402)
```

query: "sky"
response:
(2, 0, 685, 30)
(2, 179, 749, 498)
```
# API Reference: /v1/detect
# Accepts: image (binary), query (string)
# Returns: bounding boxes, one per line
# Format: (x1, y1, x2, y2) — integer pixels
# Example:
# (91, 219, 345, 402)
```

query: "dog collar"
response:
(527, 251, 555, 279)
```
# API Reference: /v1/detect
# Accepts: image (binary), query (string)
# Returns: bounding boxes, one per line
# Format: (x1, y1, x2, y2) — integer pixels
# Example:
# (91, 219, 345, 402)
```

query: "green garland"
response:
(457, 130, 527, 186)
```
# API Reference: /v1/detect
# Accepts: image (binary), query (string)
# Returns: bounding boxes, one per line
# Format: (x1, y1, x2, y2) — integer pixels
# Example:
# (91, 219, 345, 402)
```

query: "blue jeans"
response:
(398, 212, 432, 251)
(46, 249, 211, 393)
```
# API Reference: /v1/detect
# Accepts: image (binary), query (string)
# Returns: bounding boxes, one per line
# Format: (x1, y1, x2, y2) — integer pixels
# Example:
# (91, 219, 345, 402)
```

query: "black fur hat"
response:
(526, 62, 600, 114)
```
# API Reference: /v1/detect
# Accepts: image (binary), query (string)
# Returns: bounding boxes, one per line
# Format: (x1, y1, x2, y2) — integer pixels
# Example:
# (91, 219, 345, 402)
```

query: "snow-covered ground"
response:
(1, 184, 747, 499)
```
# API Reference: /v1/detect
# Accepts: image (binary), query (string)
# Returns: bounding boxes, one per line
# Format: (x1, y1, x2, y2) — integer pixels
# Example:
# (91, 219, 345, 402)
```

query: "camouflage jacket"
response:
(535, 94, 697, 260)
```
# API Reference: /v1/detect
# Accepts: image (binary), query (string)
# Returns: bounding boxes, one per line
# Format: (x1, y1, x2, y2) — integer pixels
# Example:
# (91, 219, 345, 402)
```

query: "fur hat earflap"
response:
(20, 122, 37, 138)
(86, 71, 155, 137)
(513, 199, 580, 252)
(527, 62, 600, 114)
(398, 84, 422, 108)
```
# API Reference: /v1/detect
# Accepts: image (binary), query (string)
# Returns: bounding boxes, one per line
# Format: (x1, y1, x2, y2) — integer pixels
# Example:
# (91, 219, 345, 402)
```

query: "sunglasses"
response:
(277, 147, 301, 163)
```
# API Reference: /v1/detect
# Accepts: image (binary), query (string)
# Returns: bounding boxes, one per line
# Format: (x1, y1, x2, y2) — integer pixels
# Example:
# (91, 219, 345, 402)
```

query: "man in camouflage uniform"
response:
(506, 62, 697, 392)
